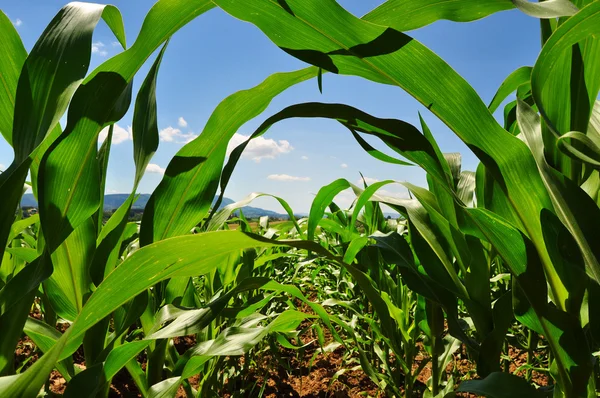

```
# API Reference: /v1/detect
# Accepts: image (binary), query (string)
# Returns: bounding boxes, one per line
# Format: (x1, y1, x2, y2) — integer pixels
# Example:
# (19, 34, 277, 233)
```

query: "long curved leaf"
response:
(0, 3, 124, 256)
(488, 66, 532, 114)
(0, 11, 27, 145)
(362, 0, 577, 32)
(212, 0, 558, 295)
(39, 0, 215, 252)
(140, 67, 317, 245)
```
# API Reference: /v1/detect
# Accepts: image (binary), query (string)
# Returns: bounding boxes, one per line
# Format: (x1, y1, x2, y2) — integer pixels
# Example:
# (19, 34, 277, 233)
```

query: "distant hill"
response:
(21, 194, 287, 219)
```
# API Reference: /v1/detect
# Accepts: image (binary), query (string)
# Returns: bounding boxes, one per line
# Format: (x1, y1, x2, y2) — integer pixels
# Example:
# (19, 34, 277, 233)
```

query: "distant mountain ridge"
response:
(21, 194, 287, 219)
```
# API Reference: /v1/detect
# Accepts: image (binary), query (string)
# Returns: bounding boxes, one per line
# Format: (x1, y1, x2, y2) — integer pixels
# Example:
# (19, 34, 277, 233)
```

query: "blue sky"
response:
(0, 1, 541, 213)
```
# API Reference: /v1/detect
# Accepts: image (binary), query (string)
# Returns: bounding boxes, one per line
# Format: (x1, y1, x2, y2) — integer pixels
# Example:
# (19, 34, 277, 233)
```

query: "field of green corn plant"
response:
(1, 0, 600, 397)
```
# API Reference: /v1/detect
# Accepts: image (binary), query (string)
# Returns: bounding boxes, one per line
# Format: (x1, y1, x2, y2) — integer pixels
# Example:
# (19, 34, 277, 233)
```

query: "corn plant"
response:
(0, 2, 326, 397)
(2, 0, 600, 397)
(214, 0, 600, 396)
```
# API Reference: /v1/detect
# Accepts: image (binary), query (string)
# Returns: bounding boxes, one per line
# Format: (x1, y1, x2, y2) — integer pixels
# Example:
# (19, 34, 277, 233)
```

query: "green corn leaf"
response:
(96, 125, 113, 235)
(147, 377, 181, 398)
(455, 371, 544, 398)
(488, 66, 532, 114)
(6, 215, 39, 246)
(0, 326, 73, 398)
(349, 129, 413, 165)
(63, 340, 150, 398)
(0, 11, 27, 146)
(23, 317, 78, 380)
(372, 231, 476, 350)
(220, 103, 448, 222)
(206, 192, 302, 237)
(12, 3, 124, 164)
(342, 236, 369, 264)
(32, 234, 341, 369)
(147, 278, 270, 339)
(477, 293, 514, 376)
(461, 207, 591, 396)
(362, 0, 514, 31)
(140, 67, 317, 245)
(558, 131, 600, 168)
(132, 44, 167, 187)
(0, 254, 50, 317)
(532, 1, 600, 134)
(38, 0, 216, 253)
(91, 44, 168, 285)
(362, 0, 577, 33)
(213, 0, 560, 307)
(0, 3, 124, 258)
(178, 310, 313, 379)
(517, 100, 600, 290)
(308, 179, 351, 241)
(0, 291, 36, 376)
(349, 179, 397, 231)
(44, 219, 96, 321)
(64, 232, 321, 350)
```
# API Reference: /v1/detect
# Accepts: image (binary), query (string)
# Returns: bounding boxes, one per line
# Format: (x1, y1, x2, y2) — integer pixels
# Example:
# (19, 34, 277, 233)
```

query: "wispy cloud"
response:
(267, 174, 310, 182)
(111, 41, 121, 47)
(159, 126, 197, 144)
(178, 117, 188, 128)
(228, 133, 293, 162)
(0, 164, 5, 171)
(301, 156, 309, 160)
(146, 163, 166, 175)
(98, 124, 132, 144)
(341, 163, 348, 168)
(92, 41, 108, 57)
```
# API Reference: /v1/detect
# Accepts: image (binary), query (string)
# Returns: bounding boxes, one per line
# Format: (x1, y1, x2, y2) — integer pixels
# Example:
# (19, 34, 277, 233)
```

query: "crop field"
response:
(1, 0, 600, 397)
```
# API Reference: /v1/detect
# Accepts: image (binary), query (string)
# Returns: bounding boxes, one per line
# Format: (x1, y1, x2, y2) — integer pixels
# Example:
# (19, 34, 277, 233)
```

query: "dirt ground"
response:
(14, 308, 549, 398)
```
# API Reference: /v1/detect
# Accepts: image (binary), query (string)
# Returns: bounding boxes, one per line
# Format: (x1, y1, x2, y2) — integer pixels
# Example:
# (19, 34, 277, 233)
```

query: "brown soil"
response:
(13, 310, 551, 398)
(222, 345, 381, 398)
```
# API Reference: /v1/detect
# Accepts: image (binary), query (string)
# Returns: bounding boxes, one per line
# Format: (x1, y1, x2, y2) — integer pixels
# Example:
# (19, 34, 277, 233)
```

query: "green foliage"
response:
(0, 1, 599, 397)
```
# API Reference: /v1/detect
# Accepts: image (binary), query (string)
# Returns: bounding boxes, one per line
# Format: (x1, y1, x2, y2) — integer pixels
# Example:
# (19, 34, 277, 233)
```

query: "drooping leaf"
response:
(213, 1, 557, 283)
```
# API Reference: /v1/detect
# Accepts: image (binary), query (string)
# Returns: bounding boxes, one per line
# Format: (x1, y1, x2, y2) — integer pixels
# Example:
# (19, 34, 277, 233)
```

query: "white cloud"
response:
(354, 177, 409, 199)
(301, 156, 309, 160)
(373, 188, 408, 198)
(267, 174, 310, 182)
(227, 133, 293, 162)
(159, 126, 197, 144)
(106, 188, 119, 194)
(341, 163, 348, 168)
(111, 41, 121, 47)
(178, 117, 188, 128)
(333, 188, 356, 209)
(92, 41, 108, 57)
(146, 163, 166, 175)
(357, 176, 380, 185)
(0, 164, 5, 171)
(13, 18, 22, 27)
(98, 124, 132, 145)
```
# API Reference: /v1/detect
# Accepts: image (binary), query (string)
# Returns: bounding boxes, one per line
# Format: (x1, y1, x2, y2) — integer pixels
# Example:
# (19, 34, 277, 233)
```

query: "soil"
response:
(13, 312, 550, 398)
